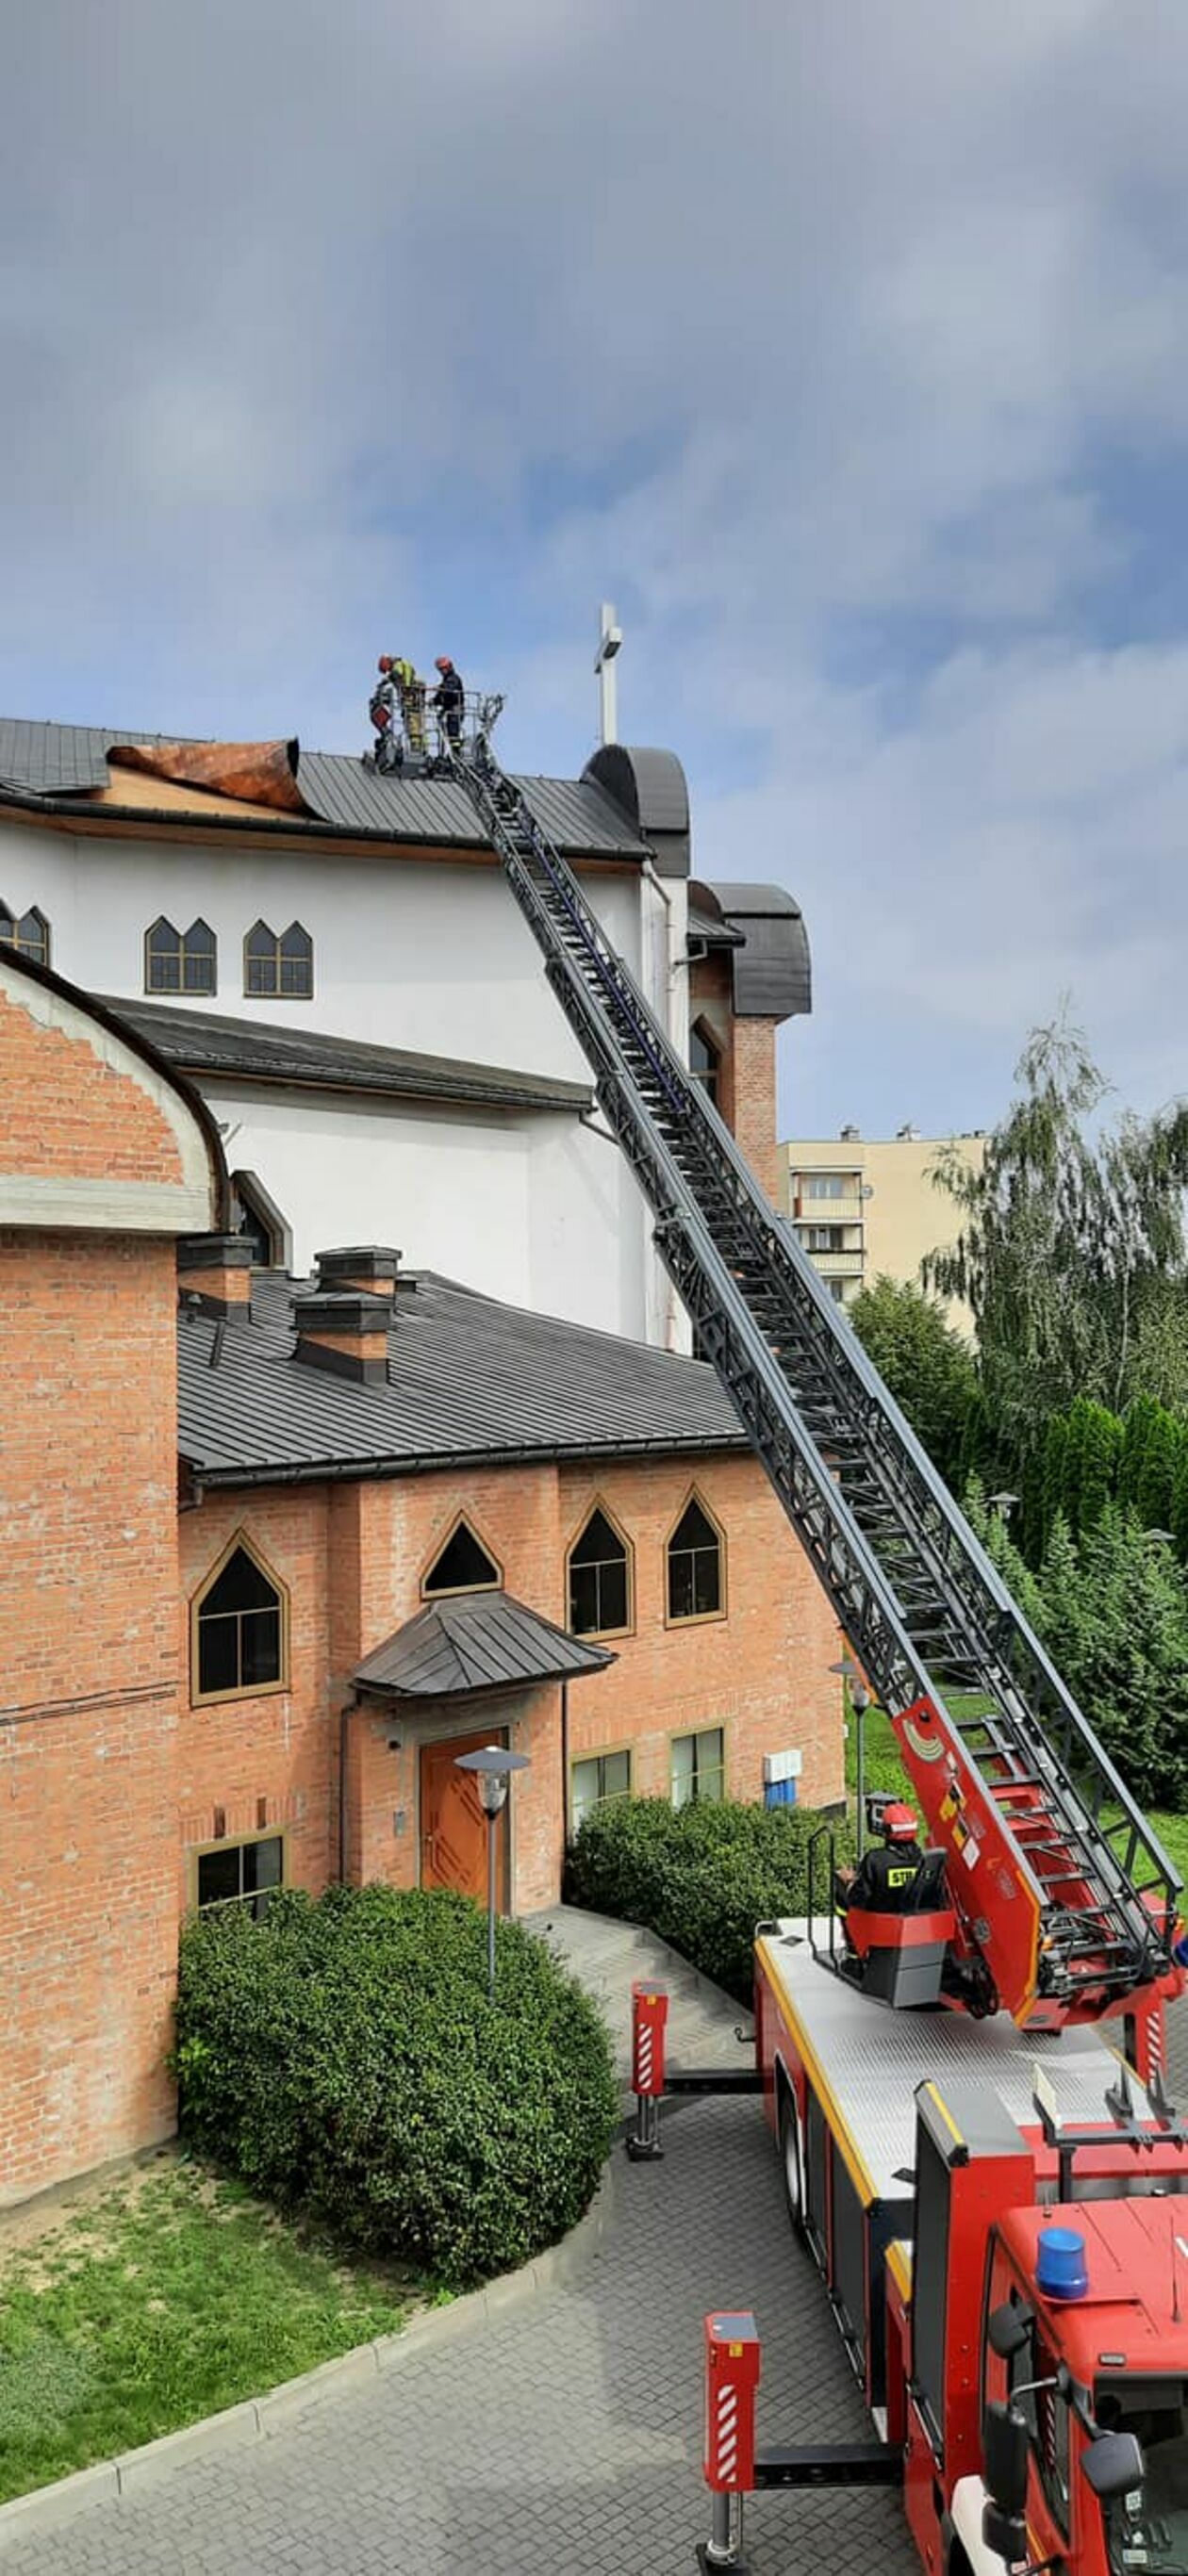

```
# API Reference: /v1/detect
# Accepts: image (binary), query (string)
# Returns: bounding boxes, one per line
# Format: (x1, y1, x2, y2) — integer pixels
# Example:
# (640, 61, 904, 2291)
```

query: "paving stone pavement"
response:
(524, 1903, 750, 2080)
(5, 2094, 917, 2576)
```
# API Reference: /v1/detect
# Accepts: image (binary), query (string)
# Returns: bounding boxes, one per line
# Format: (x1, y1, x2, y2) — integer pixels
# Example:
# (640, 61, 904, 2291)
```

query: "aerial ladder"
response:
(452, 718, 1182, 2039)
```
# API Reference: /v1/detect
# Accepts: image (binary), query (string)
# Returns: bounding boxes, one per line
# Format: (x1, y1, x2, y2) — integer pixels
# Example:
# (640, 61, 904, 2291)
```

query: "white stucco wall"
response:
(2, 814, 690, 1345)
(0, 822, 657, 1066)
(205, 1079, 661, 1340)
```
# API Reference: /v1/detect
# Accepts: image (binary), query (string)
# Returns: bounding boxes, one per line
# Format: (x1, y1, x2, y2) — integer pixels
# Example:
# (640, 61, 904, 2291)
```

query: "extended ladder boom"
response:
(456, 734, 1181, 2029)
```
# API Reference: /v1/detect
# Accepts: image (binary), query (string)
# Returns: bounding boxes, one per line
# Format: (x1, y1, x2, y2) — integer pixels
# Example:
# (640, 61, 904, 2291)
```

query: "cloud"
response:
(3, 0, 1188, 1138)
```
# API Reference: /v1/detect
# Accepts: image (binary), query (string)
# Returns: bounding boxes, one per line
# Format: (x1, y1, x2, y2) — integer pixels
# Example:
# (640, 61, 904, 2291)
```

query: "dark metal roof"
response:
(179, 1270, 745, 1485)
(686, 880, 745, 950)
(353, 1589, 614, 1698)
(582, 746, 690, 878)
(0, 719, 651, 860)
(100, 994, 592, 1116)
(704, 881, 812, 1022)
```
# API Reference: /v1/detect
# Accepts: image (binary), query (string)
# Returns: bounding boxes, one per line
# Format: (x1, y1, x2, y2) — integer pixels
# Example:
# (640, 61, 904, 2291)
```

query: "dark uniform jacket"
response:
(845, 1840, 925, 1913)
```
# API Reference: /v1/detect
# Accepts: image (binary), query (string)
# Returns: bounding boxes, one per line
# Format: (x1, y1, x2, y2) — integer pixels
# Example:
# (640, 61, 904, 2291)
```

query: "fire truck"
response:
(447, 712, 1188, 2570)
(755, 1914, 1188, 2574)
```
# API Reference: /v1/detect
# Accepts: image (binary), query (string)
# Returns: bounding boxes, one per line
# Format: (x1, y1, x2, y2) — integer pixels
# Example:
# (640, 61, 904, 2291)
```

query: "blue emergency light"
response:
(1035, 2225, 1088, 2302)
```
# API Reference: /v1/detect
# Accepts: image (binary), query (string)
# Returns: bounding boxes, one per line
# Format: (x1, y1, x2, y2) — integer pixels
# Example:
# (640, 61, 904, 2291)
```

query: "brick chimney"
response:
(177, 1233, 254, 1321)
(291, 1289, 391, 1385)
(314, 1245, 403, 1300)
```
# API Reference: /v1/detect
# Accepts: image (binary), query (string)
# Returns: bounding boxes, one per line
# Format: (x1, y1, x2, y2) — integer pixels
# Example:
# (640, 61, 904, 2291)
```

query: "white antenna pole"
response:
(595, 600, 622, 745)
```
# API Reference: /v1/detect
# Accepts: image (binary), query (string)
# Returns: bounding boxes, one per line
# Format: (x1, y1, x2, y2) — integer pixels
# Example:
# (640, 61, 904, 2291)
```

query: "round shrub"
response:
(173, 1885, 619, 2289)
(564, 1795, 853, 2005)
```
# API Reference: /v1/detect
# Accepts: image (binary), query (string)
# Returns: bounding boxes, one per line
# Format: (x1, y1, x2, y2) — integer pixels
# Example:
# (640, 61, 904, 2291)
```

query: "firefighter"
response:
(432, 655, 465, 751)
(369, 658, 404, 775)
(836, 1802, 925, 1916)
(391, 655, 426, 756)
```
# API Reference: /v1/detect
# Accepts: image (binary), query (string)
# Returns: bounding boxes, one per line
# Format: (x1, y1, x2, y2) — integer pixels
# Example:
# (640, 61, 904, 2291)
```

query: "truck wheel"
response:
(778, 2086, 805, 2238)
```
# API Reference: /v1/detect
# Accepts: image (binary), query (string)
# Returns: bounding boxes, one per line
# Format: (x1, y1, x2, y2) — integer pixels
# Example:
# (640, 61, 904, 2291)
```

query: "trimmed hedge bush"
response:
(173, 1885, 618, 2289)
(564, 1796, 853, 2005)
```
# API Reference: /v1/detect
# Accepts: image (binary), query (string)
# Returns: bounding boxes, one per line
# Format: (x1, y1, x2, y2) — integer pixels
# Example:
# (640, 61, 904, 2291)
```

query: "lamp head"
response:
(454, 1744, 532, 1819)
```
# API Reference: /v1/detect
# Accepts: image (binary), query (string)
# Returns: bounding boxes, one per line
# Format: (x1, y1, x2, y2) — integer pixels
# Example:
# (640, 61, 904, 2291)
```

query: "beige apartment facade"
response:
(780, 1126, 985, 1335)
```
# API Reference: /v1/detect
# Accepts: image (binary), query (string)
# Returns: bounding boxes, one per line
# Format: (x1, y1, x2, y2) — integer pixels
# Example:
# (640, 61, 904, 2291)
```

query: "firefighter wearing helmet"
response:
(836, 1801, 925, 1917)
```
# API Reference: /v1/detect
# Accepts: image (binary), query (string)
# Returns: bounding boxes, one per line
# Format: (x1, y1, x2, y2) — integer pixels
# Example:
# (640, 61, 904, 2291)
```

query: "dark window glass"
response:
(245, 921, 277, 995)
(195, 1546, 284, 1697)
(197, 1835, 283, 1920)
(569, 1508, 630, 1634)
(197, 1845, 241, 1907)
(667, 1499, 722, 1620)
(245, 920, 312, 998)
(279, 923, 313, 997)
(0, 905, 50, 965)
(146, 916, 182, 993)
(689, 1022, 719, 1108)
(423, 1521, 499, 1594)
(147, 916, 214, 994)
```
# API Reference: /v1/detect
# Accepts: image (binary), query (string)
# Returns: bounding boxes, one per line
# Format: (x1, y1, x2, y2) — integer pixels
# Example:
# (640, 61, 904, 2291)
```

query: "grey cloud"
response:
(4, 1, 1188, 1137)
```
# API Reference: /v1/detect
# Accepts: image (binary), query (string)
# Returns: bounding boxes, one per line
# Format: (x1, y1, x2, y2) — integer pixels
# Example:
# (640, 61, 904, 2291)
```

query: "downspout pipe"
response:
(338, 1700, 355, 1885)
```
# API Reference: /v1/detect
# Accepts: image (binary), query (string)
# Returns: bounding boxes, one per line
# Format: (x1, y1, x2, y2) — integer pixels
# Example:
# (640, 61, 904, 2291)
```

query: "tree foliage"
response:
(925, 1014, 1188, 1452)
(849, 1275, 977, 1488)
(1035, 1508, 1188, 1808)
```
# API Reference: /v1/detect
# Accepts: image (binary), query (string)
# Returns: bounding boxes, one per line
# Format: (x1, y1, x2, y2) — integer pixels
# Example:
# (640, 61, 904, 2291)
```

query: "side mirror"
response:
(982, 2501, 1029, 2567)
(983, 2400, 1030, 2515)
(987, 2301, 1034, 2361)
(1083, 2430, 1146, 2501)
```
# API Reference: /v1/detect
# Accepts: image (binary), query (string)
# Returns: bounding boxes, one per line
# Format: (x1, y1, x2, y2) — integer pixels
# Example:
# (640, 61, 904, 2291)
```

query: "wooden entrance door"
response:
(420, 1729, 508, 1906)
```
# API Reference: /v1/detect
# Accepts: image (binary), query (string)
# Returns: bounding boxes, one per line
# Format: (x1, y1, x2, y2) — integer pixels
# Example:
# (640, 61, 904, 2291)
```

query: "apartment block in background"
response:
(780, 1125, 985, 1333)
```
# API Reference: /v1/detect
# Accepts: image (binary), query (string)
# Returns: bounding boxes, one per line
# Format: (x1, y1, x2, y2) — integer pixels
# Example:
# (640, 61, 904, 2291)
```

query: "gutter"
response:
(179, 1427, 749, 1492)
(0, 780, 646, 866)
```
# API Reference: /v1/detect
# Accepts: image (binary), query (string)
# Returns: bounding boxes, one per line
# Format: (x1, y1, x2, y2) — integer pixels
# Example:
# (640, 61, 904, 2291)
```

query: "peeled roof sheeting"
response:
(353, 1590, 614, 1697)
(179, 1270, 745, 1482)
(0, 718, 650, 858)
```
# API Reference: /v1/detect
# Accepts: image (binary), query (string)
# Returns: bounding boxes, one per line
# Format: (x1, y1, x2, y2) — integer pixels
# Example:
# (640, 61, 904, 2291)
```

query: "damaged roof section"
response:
(0, 717, 659, 861)
(107, 737, 311, 816)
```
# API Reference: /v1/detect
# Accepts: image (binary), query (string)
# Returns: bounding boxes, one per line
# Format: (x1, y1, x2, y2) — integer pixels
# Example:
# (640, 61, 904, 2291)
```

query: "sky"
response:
(4, 0, 1188, 1138)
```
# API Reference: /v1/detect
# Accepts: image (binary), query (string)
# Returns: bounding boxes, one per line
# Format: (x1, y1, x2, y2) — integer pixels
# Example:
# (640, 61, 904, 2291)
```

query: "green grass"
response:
(846, 1705, 1188, 1898)
(0, 2154, 428, 2504)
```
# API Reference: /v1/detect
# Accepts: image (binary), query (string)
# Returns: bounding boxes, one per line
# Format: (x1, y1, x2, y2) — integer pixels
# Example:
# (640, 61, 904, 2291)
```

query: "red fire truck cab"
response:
(756, 1920, 1188, 2575)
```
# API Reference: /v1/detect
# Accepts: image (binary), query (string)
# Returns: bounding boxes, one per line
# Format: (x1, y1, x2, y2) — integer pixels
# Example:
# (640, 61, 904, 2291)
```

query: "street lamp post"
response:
(454, 1746, 532, 2000)
(830, 1655, 871, 1857)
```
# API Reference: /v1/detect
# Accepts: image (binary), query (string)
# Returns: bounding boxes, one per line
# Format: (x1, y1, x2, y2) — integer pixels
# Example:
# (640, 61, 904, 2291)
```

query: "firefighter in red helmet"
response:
(432, 654, 465, 751)
(836, 1802, 925, 1917)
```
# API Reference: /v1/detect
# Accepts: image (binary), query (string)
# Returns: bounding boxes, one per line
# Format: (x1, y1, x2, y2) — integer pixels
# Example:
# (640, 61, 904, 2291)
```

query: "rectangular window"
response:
(671, 1727, 725, 1808)
(806, 1225, 847, 1251)
(196, 1833, 283, 1919)
(804, 1173, 848, 1199)
(570, 1749, 631, 1829)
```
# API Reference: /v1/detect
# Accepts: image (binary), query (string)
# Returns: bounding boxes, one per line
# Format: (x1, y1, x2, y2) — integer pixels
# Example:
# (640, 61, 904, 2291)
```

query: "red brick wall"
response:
(688, 956, 781, 1202)
(174, 1449, 842, 1932)
(732, 1016, 781, 1201)
(0, 1232, 183, 2203)
(0, 989, 184, 1182)
(558, 1454, 842, 1814)
(177, 1487, 338, 1907)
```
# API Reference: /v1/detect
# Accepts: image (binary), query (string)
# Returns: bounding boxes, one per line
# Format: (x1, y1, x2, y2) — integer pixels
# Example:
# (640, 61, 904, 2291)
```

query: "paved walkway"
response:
(524, 1901, 750, 2080)
(8, 2093, 914, 2576)
(14, 1915, 1185, 2575)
